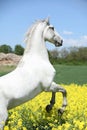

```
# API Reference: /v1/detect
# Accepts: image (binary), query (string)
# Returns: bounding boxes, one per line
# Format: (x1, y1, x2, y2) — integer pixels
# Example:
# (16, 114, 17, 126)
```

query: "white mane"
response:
(24, 20, 44, 44)
(24, 20, 45, 54)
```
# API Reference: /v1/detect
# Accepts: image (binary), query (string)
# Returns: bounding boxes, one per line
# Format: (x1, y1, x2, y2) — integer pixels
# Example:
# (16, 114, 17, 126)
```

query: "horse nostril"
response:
(61, 40, 63, 44)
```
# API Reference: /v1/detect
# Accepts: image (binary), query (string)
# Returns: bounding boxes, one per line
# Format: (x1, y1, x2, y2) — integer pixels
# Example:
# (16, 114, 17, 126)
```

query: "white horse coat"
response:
(0, 18, 67, 129)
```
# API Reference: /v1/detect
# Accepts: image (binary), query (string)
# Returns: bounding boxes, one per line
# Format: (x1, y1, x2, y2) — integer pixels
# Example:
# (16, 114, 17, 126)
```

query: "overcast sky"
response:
(0, 0, 87, 50)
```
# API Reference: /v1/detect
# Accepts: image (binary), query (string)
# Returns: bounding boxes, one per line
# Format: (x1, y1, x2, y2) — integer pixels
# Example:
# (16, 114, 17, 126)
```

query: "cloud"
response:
(63, 30, 73, 35)
(63, 35, 87, 47)
(81, 35, 87, 40)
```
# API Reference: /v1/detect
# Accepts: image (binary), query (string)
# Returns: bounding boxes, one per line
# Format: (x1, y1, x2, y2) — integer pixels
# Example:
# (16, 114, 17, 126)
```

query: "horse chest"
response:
(40, 63, 56, 87)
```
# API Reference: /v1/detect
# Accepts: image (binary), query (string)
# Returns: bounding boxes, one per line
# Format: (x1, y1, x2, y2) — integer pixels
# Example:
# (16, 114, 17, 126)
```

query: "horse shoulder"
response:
(39, 60, 56, 87)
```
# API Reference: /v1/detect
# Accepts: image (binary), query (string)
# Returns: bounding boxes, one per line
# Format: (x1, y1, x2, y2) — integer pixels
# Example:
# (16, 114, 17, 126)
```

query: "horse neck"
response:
(24, 27, 49, 61)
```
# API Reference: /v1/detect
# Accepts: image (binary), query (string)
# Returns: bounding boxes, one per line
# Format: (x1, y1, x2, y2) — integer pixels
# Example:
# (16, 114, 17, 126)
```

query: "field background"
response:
(0, 64, 87, 85)
(0, 66, 16, 76)
(54, 65, 87, 85)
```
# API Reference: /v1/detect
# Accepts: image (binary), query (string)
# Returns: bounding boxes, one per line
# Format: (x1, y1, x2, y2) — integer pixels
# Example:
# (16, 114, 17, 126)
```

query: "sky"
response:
(0, 0, 87, 50)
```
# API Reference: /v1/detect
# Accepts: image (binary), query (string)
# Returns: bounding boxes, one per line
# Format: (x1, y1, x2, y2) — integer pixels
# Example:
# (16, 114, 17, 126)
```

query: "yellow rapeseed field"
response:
(4, 84, 87, 130)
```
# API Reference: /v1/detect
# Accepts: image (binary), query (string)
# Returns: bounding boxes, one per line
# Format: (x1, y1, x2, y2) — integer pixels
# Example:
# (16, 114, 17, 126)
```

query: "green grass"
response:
(0, 65, 16, 76)
(0, 65, 87, 85)
(54, 64, 87, 85)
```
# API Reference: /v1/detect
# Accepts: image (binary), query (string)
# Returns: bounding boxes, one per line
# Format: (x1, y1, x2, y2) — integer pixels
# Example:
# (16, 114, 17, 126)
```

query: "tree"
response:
(0, 44, 12, 53)
(48, 49, 59, 64)
(14, 44, 24, 55)
(78, 47, 87, 60)
(60, 48, 69, 58)
(50, 49, 59, 58)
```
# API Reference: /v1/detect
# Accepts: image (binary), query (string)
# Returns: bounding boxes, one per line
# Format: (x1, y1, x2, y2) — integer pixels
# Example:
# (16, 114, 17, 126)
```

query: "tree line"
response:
(0, 44, 87, 65)
(0, 44, 24, 55)
(49, 47, 87, 65)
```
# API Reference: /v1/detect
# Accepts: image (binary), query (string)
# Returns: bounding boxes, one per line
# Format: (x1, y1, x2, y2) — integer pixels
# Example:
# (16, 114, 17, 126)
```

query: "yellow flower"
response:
(78, 121, 85, 130)
(85, 127, 87, 130)
(17, 119, 22, 126)
(57, 126, 62, 130)
(64, 122, 71, 129)
(23, 127, 27, 130)
(12, 128, 17, 130)
(52, 128, 58, 130)
(4, 126, 9, 130)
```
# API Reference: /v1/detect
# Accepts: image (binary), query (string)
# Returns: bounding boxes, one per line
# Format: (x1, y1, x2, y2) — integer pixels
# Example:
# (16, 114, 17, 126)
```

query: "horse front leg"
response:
(45, 82, 67, 115)
(46, 92, 56, 112)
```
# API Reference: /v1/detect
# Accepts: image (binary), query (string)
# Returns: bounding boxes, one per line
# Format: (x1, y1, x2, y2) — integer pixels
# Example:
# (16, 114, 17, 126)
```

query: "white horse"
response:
(0, 18, 67, 129)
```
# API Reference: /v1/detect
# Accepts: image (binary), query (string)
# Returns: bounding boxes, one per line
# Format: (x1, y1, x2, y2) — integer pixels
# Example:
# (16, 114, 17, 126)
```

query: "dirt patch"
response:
(0, 53, 22, 66)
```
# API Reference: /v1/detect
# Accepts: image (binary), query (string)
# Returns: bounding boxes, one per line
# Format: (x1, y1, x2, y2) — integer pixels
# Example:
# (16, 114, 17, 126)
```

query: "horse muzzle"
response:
(55, 40, 63, 47)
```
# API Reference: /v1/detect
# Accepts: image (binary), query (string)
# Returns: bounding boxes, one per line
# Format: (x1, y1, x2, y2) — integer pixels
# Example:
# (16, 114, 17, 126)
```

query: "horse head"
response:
(43, 18, 63, 47)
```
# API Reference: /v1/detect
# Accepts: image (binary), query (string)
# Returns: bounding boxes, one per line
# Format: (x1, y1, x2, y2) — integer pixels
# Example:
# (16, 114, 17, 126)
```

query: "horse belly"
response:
(7, 84, 42, 110)
(7, 95, 31, 109)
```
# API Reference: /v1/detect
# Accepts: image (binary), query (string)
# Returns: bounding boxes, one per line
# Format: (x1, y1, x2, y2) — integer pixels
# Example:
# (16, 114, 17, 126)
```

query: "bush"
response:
(14, 44, 24, 55)
(0, 44, 12, 53)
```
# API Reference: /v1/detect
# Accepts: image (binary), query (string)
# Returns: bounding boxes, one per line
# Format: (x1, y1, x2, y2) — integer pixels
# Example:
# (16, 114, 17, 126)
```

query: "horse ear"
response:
(45, 17, 50, 25)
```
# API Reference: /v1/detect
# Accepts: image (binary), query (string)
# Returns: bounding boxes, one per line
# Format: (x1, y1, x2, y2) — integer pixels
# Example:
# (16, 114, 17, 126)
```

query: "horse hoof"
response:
(46, 105, 52, 112)
(58, 108, 64, 116)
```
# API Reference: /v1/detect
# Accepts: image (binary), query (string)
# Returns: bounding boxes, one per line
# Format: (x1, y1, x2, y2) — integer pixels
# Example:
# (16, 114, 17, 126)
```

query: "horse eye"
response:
(52, 27, 54, 30)
(50, 27, 54, 30)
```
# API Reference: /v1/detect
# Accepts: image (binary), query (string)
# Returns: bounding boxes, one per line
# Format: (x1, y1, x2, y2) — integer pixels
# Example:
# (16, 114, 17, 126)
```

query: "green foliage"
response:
(0, 44, 12, 53)
(14, 44, 24, 55)
(48, 47, 87, 65)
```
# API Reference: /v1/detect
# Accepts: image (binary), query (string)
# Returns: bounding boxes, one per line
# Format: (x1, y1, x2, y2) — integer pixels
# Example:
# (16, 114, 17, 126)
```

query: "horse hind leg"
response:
(58, 87, 67, 115)
(0, 107, 8, 130)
